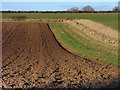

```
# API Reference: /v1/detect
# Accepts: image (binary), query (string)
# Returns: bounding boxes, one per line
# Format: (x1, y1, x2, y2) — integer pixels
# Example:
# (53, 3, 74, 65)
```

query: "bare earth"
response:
(2, 23, 118, 88)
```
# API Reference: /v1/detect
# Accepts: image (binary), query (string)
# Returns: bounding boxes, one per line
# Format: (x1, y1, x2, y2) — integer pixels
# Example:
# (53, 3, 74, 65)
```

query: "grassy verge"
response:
(2, 13, 118, 30)
(49, 22, 118, 65)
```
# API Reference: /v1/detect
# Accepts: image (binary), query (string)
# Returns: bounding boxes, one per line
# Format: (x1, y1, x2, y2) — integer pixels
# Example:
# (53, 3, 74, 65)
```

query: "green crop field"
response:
(2, 13, 118, 30)
(49, 22, 118, 66)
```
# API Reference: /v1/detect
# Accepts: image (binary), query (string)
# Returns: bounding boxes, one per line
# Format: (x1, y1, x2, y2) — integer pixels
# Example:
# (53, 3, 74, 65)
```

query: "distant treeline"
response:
(1, 11, 119, 13)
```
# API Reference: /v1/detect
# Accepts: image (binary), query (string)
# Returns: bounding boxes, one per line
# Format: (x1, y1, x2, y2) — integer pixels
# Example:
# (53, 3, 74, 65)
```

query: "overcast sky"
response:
(2, 2, 118, 11)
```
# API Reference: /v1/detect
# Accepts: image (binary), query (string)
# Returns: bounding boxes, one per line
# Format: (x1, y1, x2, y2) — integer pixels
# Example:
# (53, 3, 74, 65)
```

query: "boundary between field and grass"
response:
(1, 14, 118, 66)
(49, 21, 118, 66)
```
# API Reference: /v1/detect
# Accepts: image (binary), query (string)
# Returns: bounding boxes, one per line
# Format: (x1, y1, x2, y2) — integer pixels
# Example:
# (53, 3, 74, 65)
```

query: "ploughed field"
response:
(2, 23, 118, 88)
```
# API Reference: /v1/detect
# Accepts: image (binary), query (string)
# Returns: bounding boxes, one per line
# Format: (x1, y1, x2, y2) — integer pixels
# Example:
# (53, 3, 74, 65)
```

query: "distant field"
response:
(2, 13, 118, 30)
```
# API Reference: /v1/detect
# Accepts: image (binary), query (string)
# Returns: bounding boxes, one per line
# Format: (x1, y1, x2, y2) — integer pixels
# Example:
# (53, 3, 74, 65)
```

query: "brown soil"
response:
(2, 23, 119, 88)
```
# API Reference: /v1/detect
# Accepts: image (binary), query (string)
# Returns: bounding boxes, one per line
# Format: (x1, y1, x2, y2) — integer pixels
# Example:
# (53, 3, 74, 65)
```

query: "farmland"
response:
(2, 23, 118, 88)
(2, 13, 118, 66)
(3, 13, 117, 65)
(2, 13, 118, 30)
(1, 13, 119, 88)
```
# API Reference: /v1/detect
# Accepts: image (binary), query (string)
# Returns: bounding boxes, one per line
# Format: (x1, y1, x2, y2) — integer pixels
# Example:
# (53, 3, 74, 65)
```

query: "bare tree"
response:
(82, 6, 94, 12)
(67, 7, 79, 12)
(113, 6, 119, 11)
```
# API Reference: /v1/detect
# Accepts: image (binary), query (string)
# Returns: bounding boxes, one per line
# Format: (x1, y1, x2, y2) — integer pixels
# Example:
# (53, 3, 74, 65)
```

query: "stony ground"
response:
(2, 23, 119, 88)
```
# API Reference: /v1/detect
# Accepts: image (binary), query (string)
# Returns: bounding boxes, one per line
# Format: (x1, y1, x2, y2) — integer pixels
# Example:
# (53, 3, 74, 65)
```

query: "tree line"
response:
(67, 6, 119, 12)
(1, 6, 119, 13)
(1, 11, 119, 13)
